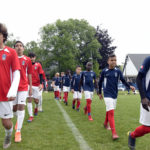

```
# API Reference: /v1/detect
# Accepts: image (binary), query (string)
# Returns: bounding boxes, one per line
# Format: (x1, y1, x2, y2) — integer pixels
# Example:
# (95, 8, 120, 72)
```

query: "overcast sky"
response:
(1, 0, 150, 64)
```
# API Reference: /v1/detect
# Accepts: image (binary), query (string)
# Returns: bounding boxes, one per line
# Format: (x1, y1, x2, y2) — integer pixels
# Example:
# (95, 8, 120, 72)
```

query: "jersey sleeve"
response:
(139, 56, 150, 77)
(11, 50, 21, 72)
(38, 63, 43, 74)
(27, 58, 32, 74)
(99, 70, 105, 94)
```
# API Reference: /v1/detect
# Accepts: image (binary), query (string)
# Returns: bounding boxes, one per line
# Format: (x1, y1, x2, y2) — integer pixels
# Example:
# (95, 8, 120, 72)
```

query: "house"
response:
(123, 54, 150, 82)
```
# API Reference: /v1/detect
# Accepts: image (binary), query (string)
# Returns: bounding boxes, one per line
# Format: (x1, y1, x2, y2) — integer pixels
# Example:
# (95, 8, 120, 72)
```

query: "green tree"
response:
(39, 19, 101, 73)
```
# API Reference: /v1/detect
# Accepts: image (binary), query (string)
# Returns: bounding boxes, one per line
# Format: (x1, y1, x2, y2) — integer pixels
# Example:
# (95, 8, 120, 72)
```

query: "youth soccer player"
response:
(79, 62, 98, 121)
(59, 72, 65, 100)
(52, 73, 60, 100)
(128, 56, 150, 150)
(63, 70, 71, 105)
(99, 54, 135, 140)
(27, 53, 43, 122)
(13, 41, 32, 142)
(0, 23, 20, 149)
(71, 66, 82, 111)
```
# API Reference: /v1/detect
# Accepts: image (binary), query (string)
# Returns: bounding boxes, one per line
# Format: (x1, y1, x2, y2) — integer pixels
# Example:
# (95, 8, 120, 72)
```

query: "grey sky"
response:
(1, 0, 150, 64)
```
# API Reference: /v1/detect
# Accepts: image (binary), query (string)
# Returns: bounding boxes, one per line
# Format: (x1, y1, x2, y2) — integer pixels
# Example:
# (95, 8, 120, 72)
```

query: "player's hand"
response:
(141, 98, 150, 112)
(39, 84, 43, 91)
(99, 94, 103, 100)
(29, 87, 32, 97)
(130, 86, 135, 92)
(71, 89, 74, 93)
(8, 97, 16, 101)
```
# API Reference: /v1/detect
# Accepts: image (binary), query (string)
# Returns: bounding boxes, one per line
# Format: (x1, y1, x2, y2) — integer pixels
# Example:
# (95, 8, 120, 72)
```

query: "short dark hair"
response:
(0, 23, 8, 43)
(76, 65, 81, 69)
(28, 52, 36, 58)
(37, 60, 42, 65)
(108, 54, 116, 59)
(14, 41, 24, 48)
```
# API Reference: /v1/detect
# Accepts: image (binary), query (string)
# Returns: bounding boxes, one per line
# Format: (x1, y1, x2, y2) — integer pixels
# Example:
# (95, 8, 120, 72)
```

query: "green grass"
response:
(0, 92, 150, 150)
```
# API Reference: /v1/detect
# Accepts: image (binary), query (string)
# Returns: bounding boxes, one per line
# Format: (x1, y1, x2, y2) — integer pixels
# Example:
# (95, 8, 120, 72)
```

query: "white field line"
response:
(55, 100, 92, 150)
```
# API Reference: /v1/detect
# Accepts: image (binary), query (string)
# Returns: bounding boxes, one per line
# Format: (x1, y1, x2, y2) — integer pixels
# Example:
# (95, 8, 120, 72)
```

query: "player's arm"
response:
(93, 73, 98, 94)
(119, 71, 135, 91)
(79, 72, 83, 92)
(71, 76, 74, 93)
(28, 59, 32, 96)
(137, 57, 150, 111)
(98, 71, 104, 100)
(38, 64, 43, 91)
(7, 50, 21, 100)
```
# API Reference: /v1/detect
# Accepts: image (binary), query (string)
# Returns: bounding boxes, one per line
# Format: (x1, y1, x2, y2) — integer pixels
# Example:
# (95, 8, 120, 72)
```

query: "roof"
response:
(128, 54, 150, 70)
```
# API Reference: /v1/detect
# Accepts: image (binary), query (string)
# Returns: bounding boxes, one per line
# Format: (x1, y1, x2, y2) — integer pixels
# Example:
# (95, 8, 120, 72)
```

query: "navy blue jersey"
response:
(99, 67, 130, 99)
(53, 77, 60, 86)
(139, 56, 150, 100)
(81, 71, 96, 92)
(71, 73, 81, 91)
(59, 77, 63, 88)
(62, 75, 71, 87)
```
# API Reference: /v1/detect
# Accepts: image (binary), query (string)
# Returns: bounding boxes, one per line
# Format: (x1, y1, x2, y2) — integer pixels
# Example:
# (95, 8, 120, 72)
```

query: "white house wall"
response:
(123, 56, 138, 77)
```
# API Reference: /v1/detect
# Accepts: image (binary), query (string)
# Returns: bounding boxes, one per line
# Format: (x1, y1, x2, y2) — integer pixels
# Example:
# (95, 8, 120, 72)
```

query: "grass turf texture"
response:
(0, 92, 150, 150)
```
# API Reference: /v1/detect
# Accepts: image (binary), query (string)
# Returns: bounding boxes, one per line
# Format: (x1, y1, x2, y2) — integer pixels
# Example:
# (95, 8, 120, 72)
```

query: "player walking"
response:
(0, 23, 20, 149)
(99, 54, 135, 140)
(128, 56, 150, 150)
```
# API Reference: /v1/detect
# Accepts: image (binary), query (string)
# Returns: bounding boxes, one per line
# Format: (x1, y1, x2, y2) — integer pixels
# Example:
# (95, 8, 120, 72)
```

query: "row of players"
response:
(0, 23, 47, 149)
(0, 23, 150, 150)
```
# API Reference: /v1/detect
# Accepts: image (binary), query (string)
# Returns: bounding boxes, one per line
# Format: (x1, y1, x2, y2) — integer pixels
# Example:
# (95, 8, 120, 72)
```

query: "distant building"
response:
(123, 54, 150, 82)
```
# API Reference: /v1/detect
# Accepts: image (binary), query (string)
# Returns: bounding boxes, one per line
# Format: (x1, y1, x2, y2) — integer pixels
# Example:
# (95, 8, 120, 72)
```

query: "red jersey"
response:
(32, 62, 43, 86)
(0, 46, 20, 101)
(18, 55, 32, 91)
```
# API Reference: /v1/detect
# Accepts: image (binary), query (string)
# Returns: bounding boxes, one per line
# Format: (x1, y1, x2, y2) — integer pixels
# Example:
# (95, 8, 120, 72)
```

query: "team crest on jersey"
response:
(115, 72, 118, 77)
(91, 73, 94, 77)
(140, 65, 143, 69)
(35, 66, 37, 69)
(22, 61, 25, 65)
(2, 54, 6, 60)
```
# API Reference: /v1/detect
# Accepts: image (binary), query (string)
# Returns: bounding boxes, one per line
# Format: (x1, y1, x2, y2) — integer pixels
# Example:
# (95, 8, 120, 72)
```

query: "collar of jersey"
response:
(18, 55, 24, 58)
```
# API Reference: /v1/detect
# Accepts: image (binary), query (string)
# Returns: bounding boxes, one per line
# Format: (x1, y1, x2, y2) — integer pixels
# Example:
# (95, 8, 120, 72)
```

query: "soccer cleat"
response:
(34, 108, 38, 116)
(112, 133, 119, 140)
(65, 102, 68, 106)
(88, 116, 93, 121)
(76, 108, 80, 112)
(128, 132, 136, 150)
(15, 122, 18, 130)
(27, 116, 33, 122)
(104, 124, 111, 130)
(15, 132, 21, 143)
(3, 135, 11, 149)
(72, 105, 75, 109)
(84, 107, 88, 115)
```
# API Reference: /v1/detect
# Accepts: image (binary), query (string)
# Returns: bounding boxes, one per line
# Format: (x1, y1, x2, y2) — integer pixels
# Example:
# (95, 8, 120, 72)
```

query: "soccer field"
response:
(0, 92, 150, 150)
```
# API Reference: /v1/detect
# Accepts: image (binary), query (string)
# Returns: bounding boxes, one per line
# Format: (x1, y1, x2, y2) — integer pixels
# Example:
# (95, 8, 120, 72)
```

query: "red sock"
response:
(77, 99, 80, 109)
(60, 92, 61, 99)
(57, 91, 60, 98)
(131, 125, 150, 138)
(108, 110, 116, 134)
(72, 99, 76, 106)
(86, 99, 92, 116)
(64, 92, 68, 102)
(104, 111, 109, 126)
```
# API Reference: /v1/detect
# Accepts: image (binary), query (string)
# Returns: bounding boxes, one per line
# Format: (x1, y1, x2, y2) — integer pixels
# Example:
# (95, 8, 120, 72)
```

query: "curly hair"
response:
(0, 23, 8, 43)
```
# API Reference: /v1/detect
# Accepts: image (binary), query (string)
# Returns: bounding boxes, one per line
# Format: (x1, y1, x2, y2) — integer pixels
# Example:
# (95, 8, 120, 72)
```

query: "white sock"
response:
(27, 103, 33, 117)
(38, 95, 43, 110)
(13, 111, 18, 117)
(17, 110, 25, 132)
(5, 126, 13, 137)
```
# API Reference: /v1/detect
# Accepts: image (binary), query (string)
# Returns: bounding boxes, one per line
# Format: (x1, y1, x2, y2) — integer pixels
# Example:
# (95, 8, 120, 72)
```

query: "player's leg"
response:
(72, 91, 77, 109)
(104, 98, 118, 139)
(13, 95, 18, 130)
(128, 104, 150, 149)
(38, 90, 43, 112)
(14, 91, 27, 142)
(85, 91, 93, 121)
(0, 102, 13, 149)
(76, 92, 82, 111)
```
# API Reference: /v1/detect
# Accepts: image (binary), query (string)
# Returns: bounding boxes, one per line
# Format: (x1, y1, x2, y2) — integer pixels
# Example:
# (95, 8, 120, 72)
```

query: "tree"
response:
(39, 19, 101, 74)
(96, 26, 117, 70)
(5, 34, 16, 48)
